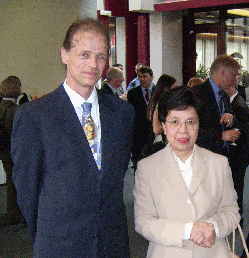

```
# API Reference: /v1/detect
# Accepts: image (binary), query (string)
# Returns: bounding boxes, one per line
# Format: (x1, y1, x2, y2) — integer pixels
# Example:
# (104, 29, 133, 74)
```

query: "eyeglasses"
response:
(165, 118, 199, 130)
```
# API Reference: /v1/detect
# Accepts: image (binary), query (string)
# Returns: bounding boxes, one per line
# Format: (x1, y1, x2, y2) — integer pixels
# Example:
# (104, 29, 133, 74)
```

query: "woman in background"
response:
(187, 77, 205, 88)
(0, 76, 25, 224)
(134, 86, 240, 258)
(139, 74, 177, 160)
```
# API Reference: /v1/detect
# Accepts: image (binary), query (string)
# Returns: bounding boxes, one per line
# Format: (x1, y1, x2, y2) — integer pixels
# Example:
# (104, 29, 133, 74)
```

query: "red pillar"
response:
(137, 15, 150, 66)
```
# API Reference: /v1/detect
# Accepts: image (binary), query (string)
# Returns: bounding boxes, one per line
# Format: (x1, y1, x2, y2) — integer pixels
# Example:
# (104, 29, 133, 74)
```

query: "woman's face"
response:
(162, 107, 199, 158)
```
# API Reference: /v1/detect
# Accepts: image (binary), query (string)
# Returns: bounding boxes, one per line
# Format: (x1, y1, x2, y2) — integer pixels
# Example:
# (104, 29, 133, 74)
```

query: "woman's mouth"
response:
(178, 138, 189, 143)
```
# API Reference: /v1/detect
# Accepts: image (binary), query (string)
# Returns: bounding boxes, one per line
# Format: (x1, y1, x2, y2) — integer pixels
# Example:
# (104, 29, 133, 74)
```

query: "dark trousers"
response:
(1, 150, 24, 224)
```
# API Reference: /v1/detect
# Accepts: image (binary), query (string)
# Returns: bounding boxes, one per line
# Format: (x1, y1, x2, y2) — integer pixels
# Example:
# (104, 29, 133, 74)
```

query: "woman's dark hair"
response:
(147, 74, 176, 120)
(0, 76, 21, 98)
(158, 86, 201, 123)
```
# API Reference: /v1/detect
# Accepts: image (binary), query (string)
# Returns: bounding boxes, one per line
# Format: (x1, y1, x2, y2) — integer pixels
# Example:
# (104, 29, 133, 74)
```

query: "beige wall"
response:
(0, 0, 79, 98)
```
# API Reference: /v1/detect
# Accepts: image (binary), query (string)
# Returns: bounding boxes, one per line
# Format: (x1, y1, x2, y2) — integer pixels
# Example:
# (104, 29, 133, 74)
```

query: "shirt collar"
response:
(209, 77, 221, 96)
(63, 79, 98, 109)
(230, 92, 238, 103)
(171, 144, 195, 167)
(106, 82, 117, 93)
(2, 97, 16, 103)
(141, 83, 153, 92)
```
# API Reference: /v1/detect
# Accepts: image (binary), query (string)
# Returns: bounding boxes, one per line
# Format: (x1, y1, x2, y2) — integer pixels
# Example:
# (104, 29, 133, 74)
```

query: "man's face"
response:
(113, 72, 124, 89)
(61, 30, 108, 91)
(138, 72, 153, 89)
(218, 67, 239, 91)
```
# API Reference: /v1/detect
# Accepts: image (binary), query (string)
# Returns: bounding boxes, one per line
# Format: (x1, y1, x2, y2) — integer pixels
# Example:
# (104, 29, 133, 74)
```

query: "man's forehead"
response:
(71, 30, 107, 46)
(139, 73, 151, 77)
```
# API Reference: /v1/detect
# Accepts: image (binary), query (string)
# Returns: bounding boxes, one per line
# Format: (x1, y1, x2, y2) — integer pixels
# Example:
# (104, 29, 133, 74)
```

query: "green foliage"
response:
(196, 64, 210, 79)
(240, 69, 249, 87)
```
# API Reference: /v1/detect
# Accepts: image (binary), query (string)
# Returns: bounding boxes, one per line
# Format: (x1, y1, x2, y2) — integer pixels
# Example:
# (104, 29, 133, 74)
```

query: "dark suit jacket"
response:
(0, 100, 18, 150)
(99, 82, 117, 97)
(192, 79, 232, 156)
(11, 84, 135, 257)
(127, 85, 155, 162)
(230, 93, 249, 168)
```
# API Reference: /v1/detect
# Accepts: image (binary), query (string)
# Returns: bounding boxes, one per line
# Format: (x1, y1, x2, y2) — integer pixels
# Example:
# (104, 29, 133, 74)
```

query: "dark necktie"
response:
(218, 90, 225, 116)
(145, 89, 149, 102)
(114, 91, 119, 97)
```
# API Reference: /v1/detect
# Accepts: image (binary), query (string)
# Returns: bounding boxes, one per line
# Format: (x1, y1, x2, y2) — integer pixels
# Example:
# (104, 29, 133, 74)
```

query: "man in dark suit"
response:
(224, 81, 249, 216)
(100, 67, 127, 100)
(11, 18, 134, 257)
(192, 55, 241, 157)
(127, 66, 155, 169)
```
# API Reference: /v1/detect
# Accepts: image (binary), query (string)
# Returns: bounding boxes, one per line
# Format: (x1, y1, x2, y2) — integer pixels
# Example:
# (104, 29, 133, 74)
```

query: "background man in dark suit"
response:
(11, 18, 134, 257)
(100, 67, 127, 100)
(127, 66, 155, 169)
(224, 80, 249, 217)
(192, 55, 241, 158)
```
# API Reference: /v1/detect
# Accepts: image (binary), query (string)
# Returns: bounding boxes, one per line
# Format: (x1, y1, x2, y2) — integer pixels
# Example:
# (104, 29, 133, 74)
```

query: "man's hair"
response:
(106, 67, 121, 82)
(139, 66, 153, 76)
(62, 18, 110, 53)
(158, 86, 201, 123)
(210, 54, 241, 74)
(113, 63, 123, 68)
(136, 63, 143, 68)
(0, 76, 21, 98)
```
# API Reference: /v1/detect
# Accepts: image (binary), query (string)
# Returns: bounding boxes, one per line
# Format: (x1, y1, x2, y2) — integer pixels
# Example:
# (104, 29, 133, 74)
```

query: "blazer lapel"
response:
(97, 92, 116, 173)
(51, 85, 98, 169)
(162, 145, 191, 199)
(189, 145, 207, 195)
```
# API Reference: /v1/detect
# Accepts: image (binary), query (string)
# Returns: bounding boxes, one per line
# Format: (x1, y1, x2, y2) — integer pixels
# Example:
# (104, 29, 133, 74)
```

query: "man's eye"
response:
(98, 56, 106, 61)
(171, 120, 178, 124)
(187, 120, 195, 125)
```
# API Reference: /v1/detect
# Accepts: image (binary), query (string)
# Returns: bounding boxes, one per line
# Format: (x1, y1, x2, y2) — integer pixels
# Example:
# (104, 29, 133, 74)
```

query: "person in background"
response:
(187, 77, 205, 88)
(134, 86, 240, 258)
(223, 78, 249, 220)
(112, 63, 125, 96)
(192, 55, 241, 158)
(0, 76, 29, 105)
(127, 66, 155, 170)
(100, 67, 127, 100)
(139, 74, 177, 160)
(0, 76, 25, 225)
(112, 63, 123, 71)
(126, 63, 143, 92)
(12, 18, 134, 257)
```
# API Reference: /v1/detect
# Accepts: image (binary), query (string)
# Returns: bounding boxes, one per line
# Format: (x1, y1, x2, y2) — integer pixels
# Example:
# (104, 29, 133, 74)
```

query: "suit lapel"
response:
(51, 85, 98, 169)
(189, 146, 207, 195)
(162, 145, 191, 198)
(137, 86, 148, 107)
(205, 81, 221, 121)
(97, 92, 116, 172)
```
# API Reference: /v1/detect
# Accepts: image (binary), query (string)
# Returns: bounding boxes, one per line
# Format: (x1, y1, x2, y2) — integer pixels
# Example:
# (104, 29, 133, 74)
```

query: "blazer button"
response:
(93, 234, 99, 239)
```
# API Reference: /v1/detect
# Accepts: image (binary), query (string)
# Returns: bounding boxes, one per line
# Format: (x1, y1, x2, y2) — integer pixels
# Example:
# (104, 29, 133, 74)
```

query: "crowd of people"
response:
(0, 17, 249, 258)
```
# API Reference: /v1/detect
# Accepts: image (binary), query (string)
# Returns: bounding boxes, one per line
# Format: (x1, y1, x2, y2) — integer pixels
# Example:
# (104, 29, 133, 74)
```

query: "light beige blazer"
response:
(134, 144, 240, 258)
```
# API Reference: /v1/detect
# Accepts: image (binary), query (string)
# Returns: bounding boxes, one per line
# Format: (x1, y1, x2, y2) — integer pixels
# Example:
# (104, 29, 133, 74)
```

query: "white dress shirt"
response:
(63, 80, 101, 160)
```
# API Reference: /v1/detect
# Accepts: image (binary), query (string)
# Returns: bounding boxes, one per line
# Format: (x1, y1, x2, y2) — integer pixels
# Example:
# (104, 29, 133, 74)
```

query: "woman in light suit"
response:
(134, 86, 240, 258)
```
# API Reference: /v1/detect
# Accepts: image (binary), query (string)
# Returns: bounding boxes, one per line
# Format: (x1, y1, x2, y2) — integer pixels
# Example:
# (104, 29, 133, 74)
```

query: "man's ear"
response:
(220, 67, 227, 77)
(61, 47, 69, 65)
